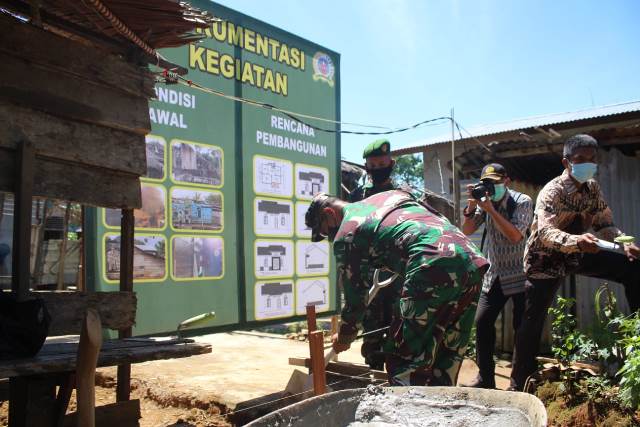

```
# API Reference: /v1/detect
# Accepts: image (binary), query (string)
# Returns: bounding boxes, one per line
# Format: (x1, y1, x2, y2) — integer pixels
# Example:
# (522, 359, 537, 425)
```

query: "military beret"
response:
(362, 139, 391, 158)
(305, 193, 331, 242)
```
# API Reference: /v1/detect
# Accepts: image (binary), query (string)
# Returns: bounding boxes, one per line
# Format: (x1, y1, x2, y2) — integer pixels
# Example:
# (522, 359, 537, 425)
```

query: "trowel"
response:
(595, 235, 635, 255)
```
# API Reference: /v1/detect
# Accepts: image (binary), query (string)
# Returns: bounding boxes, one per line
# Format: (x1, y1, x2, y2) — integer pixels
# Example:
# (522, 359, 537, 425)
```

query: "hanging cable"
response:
(156, 71, 451, 135)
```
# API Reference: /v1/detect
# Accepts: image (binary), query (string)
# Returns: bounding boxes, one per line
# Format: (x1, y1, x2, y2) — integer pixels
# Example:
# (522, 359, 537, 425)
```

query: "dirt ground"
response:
(0, 331, 512, 426)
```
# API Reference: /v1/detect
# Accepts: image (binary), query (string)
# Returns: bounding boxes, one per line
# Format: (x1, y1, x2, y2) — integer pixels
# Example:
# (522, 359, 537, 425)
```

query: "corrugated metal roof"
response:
(395, 100, 640, 154)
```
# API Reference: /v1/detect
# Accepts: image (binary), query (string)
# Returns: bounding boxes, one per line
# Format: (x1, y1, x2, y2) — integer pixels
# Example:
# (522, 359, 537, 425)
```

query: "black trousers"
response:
(474, 278, 525, 388)
(510, 251, 640, 390)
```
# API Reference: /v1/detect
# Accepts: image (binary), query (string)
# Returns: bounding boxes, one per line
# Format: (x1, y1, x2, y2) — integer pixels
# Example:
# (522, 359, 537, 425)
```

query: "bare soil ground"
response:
(0, 331, 511, 426)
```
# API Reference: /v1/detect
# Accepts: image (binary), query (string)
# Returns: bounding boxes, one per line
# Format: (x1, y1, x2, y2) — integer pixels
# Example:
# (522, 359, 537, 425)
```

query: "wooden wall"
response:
(0, 14, 153, 208)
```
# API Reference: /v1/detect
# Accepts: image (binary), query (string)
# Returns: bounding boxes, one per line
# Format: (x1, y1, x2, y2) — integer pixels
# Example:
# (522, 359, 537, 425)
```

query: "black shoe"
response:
(460, 375, 495, 389)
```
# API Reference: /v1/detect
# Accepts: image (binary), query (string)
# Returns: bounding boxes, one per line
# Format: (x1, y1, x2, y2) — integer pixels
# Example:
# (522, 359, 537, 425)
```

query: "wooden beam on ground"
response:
(288, 357, 388, 382)
(309, 331, 326, 396)
(117, 209, 134, 402)
(63, 399, 141, 427)
(11, 140, 34, 301)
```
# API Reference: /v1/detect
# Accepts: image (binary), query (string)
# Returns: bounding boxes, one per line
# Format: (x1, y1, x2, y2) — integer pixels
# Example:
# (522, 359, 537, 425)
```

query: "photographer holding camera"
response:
(460, 163, 533, 389)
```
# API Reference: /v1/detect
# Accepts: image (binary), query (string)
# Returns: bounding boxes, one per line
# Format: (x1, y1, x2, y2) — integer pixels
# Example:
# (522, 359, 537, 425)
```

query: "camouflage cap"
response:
(362, 139, 391, 158)
(305, 192, 331, 242)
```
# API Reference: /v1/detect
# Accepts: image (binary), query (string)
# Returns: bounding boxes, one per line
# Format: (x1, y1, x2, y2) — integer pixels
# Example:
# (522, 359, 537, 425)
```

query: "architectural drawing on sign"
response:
(302, 280, 327, 306)
(254, 156, 292, 197)
(261, 162, 283, 187)
(262, 282, 292, 309)
(255, 199, 293, 236)
(305, 244, 328, 269)
(295, 164, 329, 199)
(295, 202, 312, 238)
(296, 241, 330, 275)
(256, 281, 294, 320)
(296, 277, 329, 315)
(255, 240, 294, 278)
(298, 171, 325, 196)
(257, 245, 286, 273)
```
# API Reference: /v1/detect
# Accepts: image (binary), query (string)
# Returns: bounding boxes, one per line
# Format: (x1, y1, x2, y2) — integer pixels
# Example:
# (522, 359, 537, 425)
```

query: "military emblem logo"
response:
(312, 52, 335, 87)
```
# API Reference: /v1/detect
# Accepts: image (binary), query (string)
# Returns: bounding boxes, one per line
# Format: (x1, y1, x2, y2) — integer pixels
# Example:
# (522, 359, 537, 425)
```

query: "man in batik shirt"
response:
(510, 134, 640, 391)
(305, 190, 488, 386)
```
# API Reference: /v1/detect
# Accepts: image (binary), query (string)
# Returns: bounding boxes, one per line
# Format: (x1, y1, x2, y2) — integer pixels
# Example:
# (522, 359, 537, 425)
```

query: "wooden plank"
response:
(64, 399, 141, 427)
(0, 101, 147, 176)
(0, 14, 154, 99)
(28, 291, 137, 335)
(0, 341, 211, 378)
(288, 357, 388, 381)
(0, 148, 142, 208)
(0, 53, 150, 135)
(11, 141, 34, 301)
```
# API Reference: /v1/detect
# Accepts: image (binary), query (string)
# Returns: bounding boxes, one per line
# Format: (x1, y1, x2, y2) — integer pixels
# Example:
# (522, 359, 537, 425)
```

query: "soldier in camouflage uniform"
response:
(306, 190, 489, 386)
(348, 139, 398, 370)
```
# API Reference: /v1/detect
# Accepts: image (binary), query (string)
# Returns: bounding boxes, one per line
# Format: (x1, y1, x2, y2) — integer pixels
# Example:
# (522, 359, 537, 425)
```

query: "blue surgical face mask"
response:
(491, 183, 506, 202)
(570, 162, 597, 183)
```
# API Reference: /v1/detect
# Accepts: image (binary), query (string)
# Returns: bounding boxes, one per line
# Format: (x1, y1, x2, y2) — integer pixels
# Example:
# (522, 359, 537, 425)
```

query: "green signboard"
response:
(87, 1, 340, 335)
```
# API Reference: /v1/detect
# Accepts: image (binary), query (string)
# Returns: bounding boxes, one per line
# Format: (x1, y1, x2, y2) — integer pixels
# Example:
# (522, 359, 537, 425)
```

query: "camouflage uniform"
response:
(334, 190, 489, 386)
(348, 180, 396, 370)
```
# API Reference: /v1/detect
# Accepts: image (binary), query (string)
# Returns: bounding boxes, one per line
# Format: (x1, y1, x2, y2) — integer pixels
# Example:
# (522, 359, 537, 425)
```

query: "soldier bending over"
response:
(306, 190, 489, 386)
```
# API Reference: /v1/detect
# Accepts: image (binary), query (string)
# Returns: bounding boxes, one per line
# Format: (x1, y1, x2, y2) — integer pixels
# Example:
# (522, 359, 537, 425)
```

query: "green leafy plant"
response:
(617, 314, 640, 410)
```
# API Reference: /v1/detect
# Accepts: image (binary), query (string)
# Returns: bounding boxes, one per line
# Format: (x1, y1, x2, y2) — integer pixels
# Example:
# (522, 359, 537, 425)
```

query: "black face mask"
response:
(367, 166, 393, 185)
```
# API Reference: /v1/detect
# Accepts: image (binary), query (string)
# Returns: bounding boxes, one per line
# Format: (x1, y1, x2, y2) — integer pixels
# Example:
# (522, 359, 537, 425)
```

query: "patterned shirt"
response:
(469, 189, 533, 295)
(333, 190, 488, 343)
(524, 170, 621, 279)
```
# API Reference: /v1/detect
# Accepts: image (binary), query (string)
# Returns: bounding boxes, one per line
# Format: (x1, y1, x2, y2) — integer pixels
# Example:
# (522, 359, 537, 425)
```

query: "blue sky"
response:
(213, 0, 640, 163)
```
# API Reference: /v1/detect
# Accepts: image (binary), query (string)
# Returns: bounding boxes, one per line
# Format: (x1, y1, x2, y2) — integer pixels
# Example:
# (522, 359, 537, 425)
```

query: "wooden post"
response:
(306, 304, 317, 333)
(116, 209, 134, 402)
(309, 331, 327, 396)
(77, 205, 85, 291)
(56, 202, 71, 290)
(330, 315, 339, 362)
(306, 304, 317, 375)
(76, 308, 102, 427)
(12, 140, 34, 301)
(32, 200, 48, 288)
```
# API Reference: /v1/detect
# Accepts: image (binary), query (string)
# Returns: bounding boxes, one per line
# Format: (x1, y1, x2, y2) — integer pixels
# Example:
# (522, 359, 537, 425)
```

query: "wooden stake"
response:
(12, 140, 34, 301)
(330, 315, 339, 363)
(116, 208, 134, 402)
(56, 202, 71, 290)
(76, 308, 102, 427)
(306, 304, 317, 333)
(309, 331, 326, 396)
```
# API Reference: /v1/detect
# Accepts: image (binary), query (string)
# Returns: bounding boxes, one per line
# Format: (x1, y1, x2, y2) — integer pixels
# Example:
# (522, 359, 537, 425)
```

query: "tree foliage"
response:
(391, 154, 424, 189)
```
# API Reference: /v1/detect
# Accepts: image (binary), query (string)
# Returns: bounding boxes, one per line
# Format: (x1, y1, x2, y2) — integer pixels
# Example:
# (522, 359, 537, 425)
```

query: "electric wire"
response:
(156, 71, 452, 135)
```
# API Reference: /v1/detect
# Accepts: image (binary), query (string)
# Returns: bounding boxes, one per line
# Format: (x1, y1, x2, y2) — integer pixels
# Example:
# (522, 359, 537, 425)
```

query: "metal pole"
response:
(450, 108, 458, 226)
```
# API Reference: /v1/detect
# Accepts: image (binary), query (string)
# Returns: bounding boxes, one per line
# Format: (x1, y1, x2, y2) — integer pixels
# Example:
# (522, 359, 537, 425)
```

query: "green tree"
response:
(391, 154, 424, 189)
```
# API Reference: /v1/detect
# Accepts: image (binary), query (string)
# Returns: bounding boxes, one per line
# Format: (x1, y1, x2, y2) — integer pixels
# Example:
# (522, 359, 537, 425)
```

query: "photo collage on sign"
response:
(253, 157, 331, 320)
(103, 135, 224, 283)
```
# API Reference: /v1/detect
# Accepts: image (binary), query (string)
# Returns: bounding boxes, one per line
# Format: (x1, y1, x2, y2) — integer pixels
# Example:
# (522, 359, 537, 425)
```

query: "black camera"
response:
(471, 180, 495, 201)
